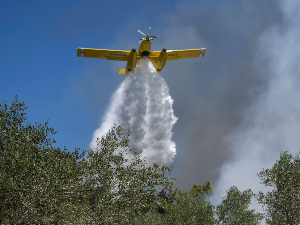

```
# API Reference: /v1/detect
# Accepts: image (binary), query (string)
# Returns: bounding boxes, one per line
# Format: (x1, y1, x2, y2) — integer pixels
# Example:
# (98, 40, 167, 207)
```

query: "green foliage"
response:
(0, 96, 87, 224)
(156, 180, 214, 215)
(156, 187, 177, 214)
(178, 180, 214, 198)
(129, 211, 165, 225)
(215, 186, 263, 225)
(8, 96, 300, 224)
(131, 181, 215, 224)
(168, 194, 215, 225)
(257, 150, 300, 224)
(79, 127, 175, 224)
(131, 194, 215, 225)
(0, 96, 175, 224)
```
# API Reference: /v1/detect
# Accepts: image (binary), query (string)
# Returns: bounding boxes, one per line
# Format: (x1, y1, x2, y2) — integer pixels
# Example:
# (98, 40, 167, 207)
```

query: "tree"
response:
(156, 180, 214, 215)
(178, 180, 214, 198)
(0, 96, 97, 223)
(169, 194, 215, 225)
(131, 194, 215, 225)
(79, 127, 175, 224)
(215, 186, 263, 225)
(0, 96, 176, 224)
(257, 150, 300, 224)
(132, 181, 215, 224)
(156, 187, 177, 214)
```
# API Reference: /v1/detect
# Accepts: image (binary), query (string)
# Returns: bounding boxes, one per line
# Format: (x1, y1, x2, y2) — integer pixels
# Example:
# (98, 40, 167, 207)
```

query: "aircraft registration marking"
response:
(108, 53, 126, 57)
(167, 53, 178, 56)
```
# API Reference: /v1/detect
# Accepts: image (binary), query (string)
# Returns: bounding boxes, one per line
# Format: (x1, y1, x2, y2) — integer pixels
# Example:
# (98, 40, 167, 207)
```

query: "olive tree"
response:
(0, 96, 175, 224)
(131, 193, 214, 225)
(215, 186, 263, 224)
(257, 150, 300, 224)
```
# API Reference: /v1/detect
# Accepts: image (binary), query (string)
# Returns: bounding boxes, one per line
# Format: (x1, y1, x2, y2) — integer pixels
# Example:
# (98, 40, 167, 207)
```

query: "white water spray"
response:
(90, 58, 178, 166)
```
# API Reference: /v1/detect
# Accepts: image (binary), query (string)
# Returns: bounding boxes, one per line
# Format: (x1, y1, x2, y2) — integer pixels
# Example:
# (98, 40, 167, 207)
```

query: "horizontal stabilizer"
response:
(118, 68, 126, 74)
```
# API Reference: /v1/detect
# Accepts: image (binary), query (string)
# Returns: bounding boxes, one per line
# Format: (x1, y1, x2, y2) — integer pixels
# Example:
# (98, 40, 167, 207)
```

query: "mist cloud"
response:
(215, 0, 300, 214)
(155, 0, 284, 191)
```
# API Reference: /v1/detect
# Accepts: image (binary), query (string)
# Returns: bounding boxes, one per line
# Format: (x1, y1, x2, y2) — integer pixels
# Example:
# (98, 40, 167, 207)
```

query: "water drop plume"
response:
(90, 58, 178, 166)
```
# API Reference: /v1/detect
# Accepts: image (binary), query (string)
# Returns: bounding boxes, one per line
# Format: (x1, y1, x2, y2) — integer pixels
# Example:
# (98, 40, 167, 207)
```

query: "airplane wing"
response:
(77, 48, 131, 61)
(150, 48, 206, 61)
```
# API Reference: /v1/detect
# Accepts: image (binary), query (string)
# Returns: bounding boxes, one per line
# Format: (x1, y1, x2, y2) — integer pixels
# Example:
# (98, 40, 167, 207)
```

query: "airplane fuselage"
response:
(139, 39, 152, 57)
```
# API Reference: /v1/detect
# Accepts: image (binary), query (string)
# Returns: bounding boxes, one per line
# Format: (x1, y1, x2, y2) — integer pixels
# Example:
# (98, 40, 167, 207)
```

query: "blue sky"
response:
(3, 0, 299, 198)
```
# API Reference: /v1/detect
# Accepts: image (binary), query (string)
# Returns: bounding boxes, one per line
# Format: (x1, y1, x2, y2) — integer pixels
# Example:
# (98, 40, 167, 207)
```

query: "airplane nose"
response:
(141, 51, 150, 56)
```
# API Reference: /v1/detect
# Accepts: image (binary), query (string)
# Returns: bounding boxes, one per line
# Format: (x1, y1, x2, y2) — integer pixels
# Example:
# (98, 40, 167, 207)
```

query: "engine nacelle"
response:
(155, 48, 167, 73)
(125, 48, 137, 76)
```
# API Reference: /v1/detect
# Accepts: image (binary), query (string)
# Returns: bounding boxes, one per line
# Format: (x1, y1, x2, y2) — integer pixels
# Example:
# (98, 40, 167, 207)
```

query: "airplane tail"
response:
(118, 68, 126, 74)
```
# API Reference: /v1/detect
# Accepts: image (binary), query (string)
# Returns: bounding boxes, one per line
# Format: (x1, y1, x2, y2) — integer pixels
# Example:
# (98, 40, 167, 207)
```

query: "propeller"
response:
(138, 30, 146, 36)
(138, 27, 159, 43)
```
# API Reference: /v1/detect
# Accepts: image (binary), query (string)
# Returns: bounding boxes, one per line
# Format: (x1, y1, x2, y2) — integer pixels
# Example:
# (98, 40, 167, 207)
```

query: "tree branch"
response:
(75, 203, 98, 218)
(15, 210, 37, 225)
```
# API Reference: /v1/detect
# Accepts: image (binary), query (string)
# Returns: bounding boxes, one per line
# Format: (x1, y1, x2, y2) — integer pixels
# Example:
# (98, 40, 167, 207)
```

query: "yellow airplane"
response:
(77, 27, 206, 76)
